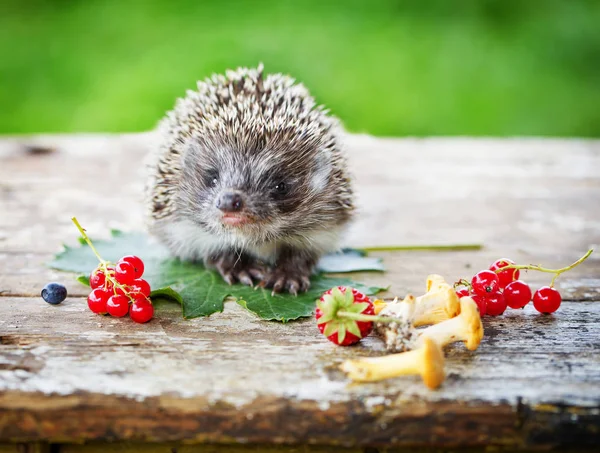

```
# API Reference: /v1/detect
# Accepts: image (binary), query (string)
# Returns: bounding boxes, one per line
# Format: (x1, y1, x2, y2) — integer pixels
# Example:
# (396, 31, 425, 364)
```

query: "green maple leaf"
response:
(48, 231, 386, 322)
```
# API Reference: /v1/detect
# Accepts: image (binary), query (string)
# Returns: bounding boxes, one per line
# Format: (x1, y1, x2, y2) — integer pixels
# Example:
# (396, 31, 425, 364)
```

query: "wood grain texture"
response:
(0, 134, 599, 449)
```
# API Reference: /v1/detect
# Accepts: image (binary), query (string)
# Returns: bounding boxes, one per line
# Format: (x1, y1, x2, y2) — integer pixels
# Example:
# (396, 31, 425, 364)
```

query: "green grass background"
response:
(1, 0, 599, 137)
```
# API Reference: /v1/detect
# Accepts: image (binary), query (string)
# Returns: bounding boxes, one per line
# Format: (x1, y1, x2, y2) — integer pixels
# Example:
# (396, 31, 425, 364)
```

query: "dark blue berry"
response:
(41, 282, 67, 305)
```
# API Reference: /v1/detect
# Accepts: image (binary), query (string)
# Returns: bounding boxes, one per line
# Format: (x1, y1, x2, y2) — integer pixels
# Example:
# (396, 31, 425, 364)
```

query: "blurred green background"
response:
(1, 0, 599, 137)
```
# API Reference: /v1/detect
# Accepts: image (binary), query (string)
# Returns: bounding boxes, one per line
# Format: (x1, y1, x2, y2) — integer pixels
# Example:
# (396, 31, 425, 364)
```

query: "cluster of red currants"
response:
(455, 259, 561, 317)
(87, 255, 154, 323)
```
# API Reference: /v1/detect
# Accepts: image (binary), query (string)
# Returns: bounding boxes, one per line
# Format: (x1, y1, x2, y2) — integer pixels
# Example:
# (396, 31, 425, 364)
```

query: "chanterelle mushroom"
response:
(376, 275, 460, 327)
(417, 296, 484, 350)
(340, 336, 445, 388)
(412, 275, 461, 326)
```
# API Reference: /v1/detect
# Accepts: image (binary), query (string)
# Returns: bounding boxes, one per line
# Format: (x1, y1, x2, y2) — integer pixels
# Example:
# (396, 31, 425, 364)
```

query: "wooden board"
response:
(1, 134, 599, 451)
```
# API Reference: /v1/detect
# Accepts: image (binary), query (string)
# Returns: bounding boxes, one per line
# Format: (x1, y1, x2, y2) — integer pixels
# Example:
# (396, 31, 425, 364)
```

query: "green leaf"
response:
(316, 248, 384, 273)
(48, 231, 386, 322)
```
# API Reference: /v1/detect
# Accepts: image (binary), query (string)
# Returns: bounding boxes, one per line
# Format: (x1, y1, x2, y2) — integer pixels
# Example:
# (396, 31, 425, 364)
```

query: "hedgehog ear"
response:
(181, 140, 202, 168)
(310, 150, 332, 193)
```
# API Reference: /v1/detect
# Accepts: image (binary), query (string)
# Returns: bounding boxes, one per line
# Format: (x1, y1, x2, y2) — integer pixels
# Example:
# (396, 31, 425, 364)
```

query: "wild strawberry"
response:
(315, 286, 375, 346)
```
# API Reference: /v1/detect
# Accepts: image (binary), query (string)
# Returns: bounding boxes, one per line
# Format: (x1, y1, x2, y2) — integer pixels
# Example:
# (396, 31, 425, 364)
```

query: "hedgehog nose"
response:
(217, 191, 245, 213)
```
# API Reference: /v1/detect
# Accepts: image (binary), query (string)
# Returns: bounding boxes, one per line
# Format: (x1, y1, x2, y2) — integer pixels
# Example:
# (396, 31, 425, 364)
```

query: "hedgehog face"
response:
(178, 140, 335, 244)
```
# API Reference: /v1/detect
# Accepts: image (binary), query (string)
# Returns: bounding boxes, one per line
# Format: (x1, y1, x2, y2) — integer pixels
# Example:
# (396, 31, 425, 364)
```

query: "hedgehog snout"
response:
(216, 190, 245, 213)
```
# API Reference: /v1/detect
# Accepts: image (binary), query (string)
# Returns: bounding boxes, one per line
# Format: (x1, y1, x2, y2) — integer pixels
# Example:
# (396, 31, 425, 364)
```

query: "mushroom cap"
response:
(426, 274, 447, 292)
(419, 336, 446, 389)
(458, 297, 484, 350)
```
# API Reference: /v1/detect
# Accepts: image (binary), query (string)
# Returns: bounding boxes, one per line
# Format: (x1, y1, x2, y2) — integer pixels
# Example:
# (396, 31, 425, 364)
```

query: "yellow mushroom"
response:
(426, 273, 447, 292)
(377, 295, 416, 319)
(416, 296, 484, 351)
(340, 336, 445, 389)
(372, 299, 388, 315)
(412, 275, 461, 326)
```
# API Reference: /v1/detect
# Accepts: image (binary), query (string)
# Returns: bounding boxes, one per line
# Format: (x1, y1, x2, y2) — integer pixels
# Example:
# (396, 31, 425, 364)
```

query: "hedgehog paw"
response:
(206, 251, 267, 287)
(261, 269, 312, 296)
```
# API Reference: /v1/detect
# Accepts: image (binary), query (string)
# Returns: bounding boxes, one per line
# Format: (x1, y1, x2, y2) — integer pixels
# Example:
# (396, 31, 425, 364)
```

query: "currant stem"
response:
(336, 310, 399, 324)
(496, 249, 593, 287)
(71, 217, 105, 264)
(72, 217, 142, 303)
(454, 278, 472, 290)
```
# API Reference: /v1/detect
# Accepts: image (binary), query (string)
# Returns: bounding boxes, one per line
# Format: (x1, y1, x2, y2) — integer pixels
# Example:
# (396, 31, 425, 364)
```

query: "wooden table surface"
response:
(0, 133, 599, 452)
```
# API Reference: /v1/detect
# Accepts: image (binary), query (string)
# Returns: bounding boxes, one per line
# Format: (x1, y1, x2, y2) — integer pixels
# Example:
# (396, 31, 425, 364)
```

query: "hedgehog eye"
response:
(272, 181, 288, 197)
(204, 169, 219, 187)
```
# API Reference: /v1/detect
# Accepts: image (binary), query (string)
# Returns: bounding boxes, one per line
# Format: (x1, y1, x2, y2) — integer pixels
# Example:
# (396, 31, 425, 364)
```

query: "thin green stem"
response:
(454, 278, 472, 290)
(360, 244, 482, 253)
(495, 249, 593, 287)
(337, 310, 399, 324)
(71, 217, 147, 303)
(71, 217, 105, 264)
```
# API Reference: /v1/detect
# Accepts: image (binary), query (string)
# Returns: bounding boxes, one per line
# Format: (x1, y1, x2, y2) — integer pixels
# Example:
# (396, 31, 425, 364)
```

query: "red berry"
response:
(114, 261, 136, 285)
(120, 255, 144, 279)
(470, 294, 487, 317)
(130, 299, 154, 323)
(106, 294, 130, 317)
(471, 270, 500, 295)
(87, 288, 110, 314)
(315, 286, 374, 346)
(131, 291, 150, 304)
(533, 286, 562, 314)
(485, 292, 508, 316)
(129, 278, 151, 297)
(456, 288, 469, 298)
(490, 259, 520, 289)
(90, 267, 106, 289)
(504, 280, 532, 309)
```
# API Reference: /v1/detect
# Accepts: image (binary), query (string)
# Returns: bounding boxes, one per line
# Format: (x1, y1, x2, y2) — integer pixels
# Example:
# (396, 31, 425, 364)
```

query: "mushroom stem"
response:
(340, 337, 445, 389)
(417, 296, 484, 350)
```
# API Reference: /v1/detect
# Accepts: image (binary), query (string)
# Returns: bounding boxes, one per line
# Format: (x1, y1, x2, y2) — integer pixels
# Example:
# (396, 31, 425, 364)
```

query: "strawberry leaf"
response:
(48, 231, 386, 322)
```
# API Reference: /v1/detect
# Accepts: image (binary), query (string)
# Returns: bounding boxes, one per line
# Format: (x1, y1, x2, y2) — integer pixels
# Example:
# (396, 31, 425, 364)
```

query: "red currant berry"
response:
(120, 255, 144, 279)
(106, 294, 130, 317)
(89, 267, 106, 289)
(455, 288, 469, 298)
(87, 288, 110, 314)
(504, 280, 532, 309)
(131, 291, 149, 304)
(470, 294, 487, 317)
(129, 278, 151, 297)
(115, 261, 136, 285)
(130, 300, 154, 323)
(490, 258, 520, 289)
(471, 270, 500, 295)
(533, 286, 562, 314)
(485, 292, 507, 316)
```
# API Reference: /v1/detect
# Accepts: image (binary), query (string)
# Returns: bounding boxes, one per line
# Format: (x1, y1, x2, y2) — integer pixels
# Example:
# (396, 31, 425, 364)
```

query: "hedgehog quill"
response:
(146, 65, 354, 294)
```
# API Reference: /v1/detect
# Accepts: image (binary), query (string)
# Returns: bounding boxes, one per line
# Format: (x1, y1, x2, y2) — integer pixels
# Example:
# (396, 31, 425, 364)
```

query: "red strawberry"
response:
(315, 286, 375, 346)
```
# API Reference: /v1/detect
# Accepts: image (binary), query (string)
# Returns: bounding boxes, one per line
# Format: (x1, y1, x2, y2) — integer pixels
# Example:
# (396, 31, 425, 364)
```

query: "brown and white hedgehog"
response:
(145, 64, 354, 294)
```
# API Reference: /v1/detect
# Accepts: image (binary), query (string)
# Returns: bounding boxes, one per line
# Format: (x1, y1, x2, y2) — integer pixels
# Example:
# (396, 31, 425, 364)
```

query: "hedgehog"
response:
(145, 64, 354, 294)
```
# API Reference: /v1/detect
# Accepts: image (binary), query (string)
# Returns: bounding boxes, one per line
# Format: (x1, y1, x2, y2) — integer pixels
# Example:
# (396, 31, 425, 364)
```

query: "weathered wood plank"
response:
(1, 134, 600, 449)
(0, 296, 599, 447)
